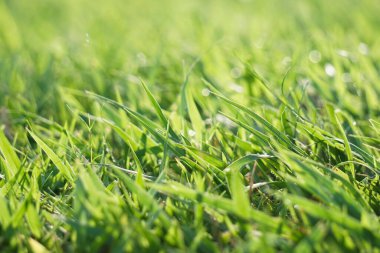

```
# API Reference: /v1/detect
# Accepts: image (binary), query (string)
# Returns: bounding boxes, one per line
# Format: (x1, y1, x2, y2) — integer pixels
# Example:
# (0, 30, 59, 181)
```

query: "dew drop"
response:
(216, 114, 234, 127)
(298, 78, 311, 86)
(337, 49, 349, 58)
(281, 56, 292, 66)
(309, 50, 321, 63)
(324, 63, 336, 77)
(230, 67, 242, 79)
(358, 43, 369, 55)
(202, 88, 210, 97)
(85, 33, 90, 45)
(188, 129, 196, 137)
(229, 83, 243, 93)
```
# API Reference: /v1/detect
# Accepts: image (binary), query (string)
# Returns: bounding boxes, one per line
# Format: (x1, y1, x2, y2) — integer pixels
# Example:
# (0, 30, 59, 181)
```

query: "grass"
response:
(0, 0, 380, 252)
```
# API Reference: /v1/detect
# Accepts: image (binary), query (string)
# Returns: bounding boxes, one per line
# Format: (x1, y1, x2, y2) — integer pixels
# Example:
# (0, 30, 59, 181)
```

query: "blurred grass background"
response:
(1, 0, 379, 121)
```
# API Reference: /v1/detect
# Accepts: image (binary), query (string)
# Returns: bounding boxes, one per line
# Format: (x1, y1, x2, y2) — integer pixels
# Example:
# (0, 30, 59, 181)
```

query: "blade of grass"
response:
(27, 129, 74, 182)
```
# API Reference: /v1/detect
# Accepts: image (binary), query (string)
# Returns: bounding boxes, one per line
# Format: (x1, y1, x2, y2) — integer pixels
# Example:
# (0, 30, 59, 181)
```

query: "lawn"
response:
(0, 0, 379, 252)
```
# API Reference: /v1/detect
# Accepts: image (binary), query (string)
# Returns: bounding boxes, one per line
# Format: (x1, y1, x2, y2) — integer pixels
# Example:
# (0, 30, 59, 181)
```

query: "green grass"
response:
(1, 0, 380, 252)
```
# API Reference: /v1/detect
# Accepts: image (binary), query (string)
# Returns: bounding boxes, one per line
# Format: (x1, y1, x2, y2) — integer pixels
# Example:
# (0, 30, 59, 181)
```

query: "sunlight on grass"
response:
(0, 0, 379, 252)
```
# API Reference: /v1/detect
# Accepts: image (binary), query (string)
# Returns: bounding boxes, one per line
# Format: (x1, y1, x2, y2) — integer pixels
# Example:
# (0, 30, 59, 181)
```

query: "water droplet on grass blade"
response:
(298, 78, 311, 86)
(324, 63, 336, 77)
(85, 33, 90, 45)
(337, 49, 349, 58)
(229, 83, 243, 93)
(309, 50, 321, 63)
(230, 67, 242, 78)
(358, 43, 369, 55)
(188, 129, 196, 137)
(202, 88, 210, 96)
(216, 114, 234, 128)
(281, 56, 292, 66)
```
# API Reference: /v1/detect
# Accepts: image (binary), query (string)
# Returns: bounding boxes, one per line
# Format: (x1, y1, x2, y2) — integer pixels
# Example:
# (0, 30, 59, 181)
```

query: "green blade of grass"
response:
(112, 167, 172, 229)
(0, 127, 20, 178)
(212, 92, 306, 156)
(0, 196, 11, 227)
(149, 181, 284, 231)
(140, 79, 180, 141)
(27, 129, 74, 182)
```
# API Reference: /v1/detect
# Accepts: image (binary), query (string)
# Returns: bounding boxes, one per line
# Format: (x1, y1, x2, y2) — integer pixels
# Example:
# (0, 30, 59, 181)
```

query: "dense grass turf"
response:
(1, 0, 380, 252)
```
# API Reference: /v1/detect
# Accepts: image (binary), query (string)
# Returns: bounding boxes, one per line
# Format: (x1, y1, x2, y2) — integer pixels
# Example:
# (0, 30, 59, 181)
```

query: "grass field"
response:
(1, 0, 380, 252)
